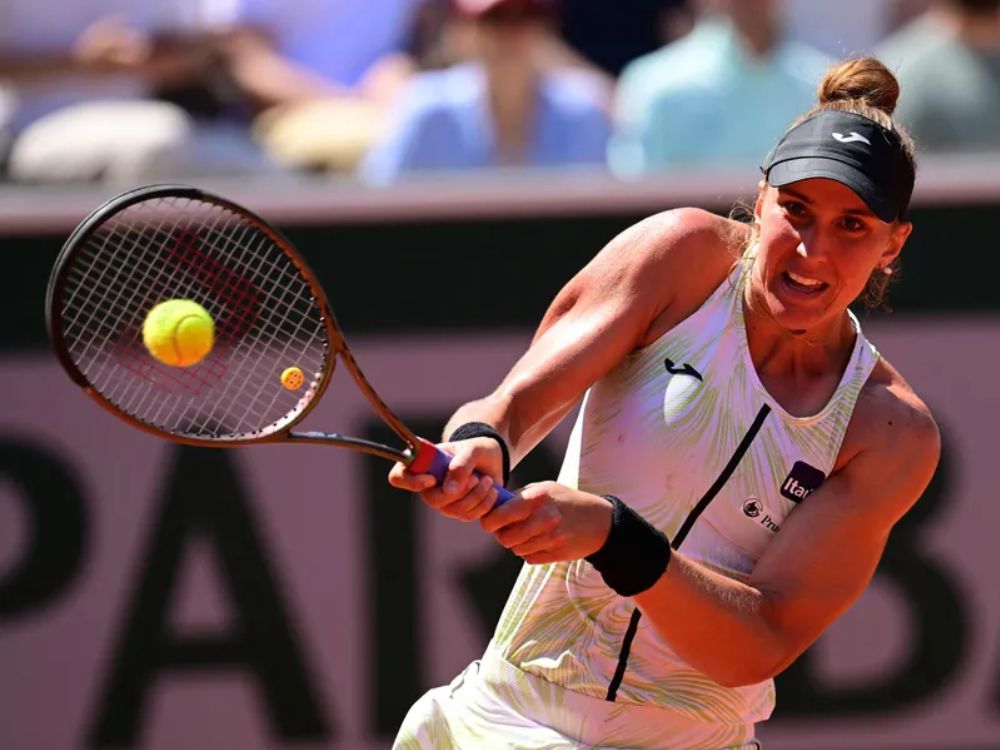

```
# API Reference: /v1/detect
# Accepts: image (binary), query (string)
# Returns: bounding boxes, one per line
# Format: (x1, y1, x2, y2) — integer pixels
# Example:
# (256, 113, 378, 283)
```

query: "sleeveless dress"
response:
(394, 263, 880, 750)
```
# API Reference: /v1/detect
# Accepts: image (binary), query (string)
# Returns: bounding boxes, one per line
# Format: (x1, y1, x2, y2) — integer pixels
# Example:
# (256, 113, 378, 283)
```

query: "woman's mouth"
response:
(781, 271, 829, 296)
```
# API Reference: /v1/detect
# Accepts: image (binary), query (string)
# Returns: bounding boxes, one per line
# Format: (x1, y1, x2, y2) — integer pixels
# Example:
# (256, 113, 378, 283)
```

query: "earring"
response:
(882, 266, 894, 275)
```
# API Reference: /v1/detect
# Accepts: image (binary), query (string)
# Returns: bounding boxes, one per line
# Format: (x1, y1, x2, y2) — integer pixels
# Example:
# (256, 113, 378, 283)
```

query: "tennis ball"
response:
(281, 366, 304, 390)
(142, 299, 215, 367)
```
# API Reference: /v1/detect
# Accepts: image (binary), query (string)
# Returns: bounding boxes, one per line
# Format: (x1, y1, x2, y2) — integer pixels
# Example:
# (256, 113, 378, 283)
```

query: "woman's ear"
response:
(753, 180, 767, 224)
(882, 220, 913, 267)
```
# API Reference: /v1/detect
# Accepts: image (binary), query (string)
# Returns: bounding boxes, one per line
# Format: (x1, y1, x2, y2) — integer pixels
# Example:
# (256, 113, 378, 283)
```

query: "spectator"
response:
(885, 0, 937, 33)
(241, 0, 434, 173)
(0, 1, 275, 183)
(877, 0, 1000, 153)
(782, 0, 890, 58)
(239, 0, 428, 94)
(0, 87, 14, 162)
(608, 0, 830, 176)
(358, 0, 612, 184)
(558, 0, 696, 76)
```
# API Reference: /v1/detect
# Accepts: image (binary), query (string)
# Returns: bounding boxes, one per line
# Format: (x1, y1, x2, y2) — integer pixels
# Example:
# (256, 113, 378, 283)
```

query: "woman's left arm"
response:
(481, 389, 941, 688)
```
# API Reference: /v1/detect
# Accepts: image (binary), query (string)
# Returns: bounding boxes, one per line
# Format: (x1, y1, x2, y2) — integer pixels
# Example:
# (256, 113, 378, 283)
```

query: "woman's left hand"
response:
(480, 481, 613, 564)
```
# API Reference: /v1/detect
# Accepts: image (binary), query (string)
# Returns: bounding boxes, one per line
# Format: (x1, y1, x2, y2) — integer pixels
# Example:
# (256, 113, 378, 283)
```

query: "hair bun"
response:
(818, 58, 900, 116)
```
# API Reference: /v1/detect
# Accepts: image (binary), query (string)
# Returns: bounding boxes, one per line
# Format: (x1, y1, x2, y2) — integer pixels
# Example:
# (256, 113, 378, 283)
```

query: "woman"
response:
(358, 0, 611, 183)
(388, 57, 940, 749)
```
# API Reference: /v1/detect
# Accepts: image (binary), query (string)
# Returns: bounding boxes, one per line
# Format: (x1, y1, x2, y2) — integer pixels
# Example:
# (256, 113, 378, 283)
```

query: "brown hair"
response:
(800, 58, 916, 309)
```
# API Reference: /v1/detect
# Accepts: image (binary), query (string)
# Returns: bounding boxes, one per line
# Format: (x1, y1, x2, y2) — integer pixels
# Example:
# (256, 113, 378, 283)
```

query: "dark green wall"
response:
(6, 201, 994, 352)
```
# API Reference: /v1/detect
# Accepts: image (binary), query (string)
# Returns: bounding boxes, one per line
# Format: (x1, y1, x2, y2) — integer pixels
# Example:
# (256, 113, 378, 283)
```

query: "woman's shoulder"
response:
(860, 358, 937, 432)
(395, 64, 484, 113)
(823, 354, 941, 527)
(612, 208, 748, 345)
(840, 356, 940, 475)
(623, 207, 747, 263)
(604, 208, 743, 289)
(660, 206, 748, 241)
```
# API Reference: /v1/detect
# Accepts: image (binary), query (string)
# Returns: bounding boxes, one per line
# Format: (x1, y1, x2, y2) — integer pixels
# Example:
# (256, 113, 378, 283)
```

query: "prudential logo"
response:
(743, 498, 780, 532)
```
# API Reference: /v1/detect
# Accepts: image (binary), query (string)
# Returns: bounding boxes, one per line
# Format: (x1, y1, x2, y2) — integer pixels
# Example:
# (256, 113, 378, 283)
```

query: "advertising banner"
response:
(1, 322, 998, 749)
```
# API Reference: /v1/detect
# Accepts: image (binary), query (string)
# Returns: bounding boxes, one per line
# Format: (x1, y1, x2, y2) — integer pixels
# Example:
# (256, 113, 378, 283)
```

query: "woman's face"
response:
(472, 4, 549, 62)
(751, 178, 912, 333)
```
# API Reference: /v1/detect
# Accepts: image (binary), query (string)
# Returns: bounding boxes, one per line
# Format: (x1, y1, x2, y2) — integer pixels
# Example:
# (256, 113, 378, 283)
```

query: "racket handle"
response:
(412, 439, 515, 507)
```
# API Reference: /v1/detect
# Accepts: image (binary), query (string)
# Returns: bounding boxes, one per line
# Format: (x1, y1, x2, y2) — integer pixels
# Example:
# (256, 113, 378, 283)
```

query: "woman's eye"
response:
(782, 201, 806, 217)
(841, 217, 864, 232)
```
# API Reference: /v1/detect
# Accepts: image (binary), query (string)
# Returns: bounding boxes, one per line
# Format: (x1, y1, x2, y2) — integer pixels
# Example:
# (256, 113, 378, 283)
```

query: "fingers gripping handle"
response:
(410, 438, 514, 507)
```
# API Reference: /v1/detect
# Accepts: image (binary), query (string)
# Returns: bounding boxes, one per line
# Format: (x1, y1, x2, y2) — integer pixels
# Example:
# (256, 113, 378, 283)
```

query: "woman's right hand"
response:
(387, 437, 505, 521)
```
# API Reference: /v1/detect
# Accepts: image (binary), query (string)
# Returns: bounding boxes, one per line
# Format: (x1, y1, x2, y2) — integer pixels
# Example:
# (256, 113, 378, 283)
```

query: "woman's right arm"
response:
(388, 207, 738, 518)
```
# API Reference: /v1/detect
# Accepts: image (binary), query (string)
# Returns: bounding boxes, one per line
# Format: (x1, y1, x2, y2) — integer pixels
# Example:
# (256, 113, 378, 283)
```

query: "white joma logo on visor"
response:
(832, 131, 871, 146)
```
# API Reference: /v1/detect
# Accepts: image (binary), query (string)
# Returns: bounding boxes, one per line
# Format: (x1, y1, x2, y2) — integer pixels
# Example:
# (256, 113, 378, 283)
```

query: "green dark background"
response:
(4, 200, 996, 353)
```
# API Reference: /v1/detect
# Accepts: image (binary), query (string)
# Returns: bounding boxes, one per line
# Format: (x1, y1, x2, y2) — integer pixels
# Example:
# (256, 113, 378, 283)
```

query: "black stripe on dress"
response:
(605, 403, 772, 702)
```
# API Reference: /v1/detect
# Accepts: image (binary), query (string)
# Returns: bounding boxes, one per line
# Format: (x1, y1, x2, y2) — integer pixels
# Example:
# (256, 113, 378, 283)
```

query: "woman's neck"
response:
(742, 287, 857, 416)
(485, 57, 539, 165)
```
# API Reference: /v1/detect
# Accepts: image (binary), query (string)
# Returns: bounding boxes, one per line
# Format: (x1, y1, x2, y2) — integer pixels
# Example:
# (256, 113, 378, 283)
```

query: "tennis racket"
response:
(45, 184, 514, 504)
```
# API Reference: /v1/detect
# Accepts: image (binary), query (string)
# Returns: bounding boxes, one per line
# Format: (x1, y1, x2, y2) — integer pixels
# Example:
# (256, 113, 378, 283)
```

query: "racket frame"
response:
(46, 184, 429, 467)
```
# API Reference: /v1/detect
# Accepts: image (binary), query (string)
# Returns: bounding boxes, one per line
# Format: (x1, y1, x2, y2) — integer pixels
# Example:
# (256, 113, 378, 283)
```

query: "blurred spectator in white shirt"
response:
(877, 0, 1000, 152)
(0, 0, 278, 182)
(358, 0, 611, 184)
(608, 0, 829, 176)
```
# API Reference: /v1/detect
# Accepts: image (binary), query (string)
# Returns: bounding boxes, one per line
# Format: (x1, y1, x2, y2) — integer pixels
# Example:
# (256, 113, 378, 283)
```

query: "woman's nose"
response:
(793, 228, 831, 260)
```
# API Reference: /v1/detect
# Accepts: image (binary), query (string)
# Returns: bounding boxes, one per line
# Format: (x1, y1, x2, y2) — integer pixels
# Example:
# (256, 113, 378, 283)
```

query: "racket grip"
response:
(412, 439, 514, 507)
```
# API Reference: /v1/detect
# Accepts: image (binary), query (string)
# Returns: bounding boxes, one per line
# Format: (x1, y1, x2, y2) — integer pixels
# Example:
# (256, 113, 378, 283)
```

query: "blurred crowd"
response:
(0, 0, 998, 186)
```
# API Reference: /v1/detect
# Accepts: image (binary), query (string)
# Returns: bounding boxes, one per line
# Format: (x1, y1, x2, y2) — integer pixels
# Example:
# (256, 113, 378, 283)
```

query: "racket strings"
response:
(67, 201, 249, 407)
(196, 219, 324, 434)
(57, 196, 330, 440)
(89, 214, 231, 397)
(85, 200, 325, 435)
(113, 206, 258, 416)
(63, 209, 177, 364)
(73, 202, 242, 400)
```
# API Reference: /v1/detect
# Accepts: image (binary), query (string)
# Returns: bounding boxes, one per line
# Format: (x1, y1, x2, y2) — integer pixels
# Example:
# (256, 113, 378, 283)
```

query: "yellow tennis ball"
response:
(142, 299, 215, 367)
(281, 366, 304, 390)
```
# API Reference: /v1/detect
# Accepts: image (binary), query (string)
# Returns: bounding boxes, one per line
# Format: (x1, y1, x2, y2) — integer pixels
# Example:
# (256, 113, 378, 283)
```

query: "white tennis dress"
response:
(395, 263, 880, 750)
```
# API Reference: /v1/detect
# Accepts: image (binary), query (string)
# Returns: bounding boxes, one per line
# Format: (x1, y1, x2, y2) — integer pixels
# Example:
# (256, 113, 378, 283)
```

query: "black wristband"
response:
(446, 422, 511, 486)
(586, 495, 672, 597)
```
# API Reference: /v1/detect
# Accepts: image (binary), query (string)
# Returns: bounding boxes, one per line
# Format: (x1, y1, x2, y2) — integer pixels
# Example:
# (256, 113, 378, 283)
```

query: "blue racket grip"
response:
(412, 439, 515, 507)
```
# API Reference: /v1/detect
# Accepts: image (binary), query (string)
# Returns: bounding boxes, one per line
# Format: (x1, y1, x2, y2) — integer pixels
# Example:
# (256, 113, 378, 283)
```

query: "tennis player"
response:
(388, 57, 940, 750)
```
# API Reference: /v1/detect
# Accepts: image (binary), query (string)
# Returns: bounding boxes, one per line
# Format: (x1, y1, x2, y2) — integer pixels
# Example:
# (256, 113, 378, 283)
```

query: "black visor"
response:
(761, 110, 914, 223)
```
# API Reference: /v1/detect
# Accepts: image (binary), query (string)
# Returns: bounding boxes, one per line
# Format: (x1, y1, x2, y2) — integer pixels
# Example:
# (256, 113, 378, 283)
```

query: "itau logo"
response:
(780, 461, 826, 502)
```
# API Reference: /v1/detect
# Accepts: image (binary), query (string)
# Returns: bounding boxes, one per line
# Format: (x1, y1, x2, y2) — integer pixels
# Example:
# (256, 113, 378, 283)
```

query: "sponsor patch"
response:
(780, 461, 826, 502)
